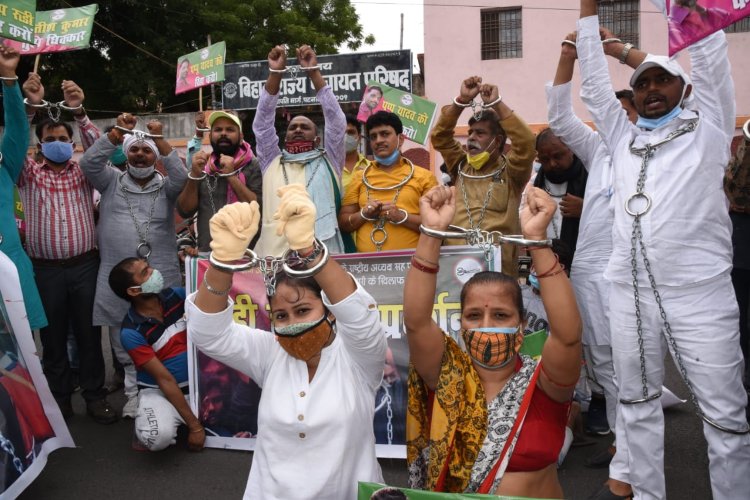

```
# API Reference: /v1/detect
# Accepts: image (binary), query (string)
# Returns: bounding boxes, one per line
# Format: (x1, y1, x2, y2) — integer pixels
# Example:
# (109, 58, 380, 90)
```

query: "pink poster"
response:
(357, 84, 385, 123)
(667, 1, 750, 55)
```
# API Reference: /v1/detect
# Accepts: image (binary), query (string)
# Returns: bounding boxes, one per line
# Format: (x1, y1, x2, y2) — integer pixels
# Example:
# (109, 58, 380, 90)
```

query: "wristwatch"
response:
(619, 43, 634, 65)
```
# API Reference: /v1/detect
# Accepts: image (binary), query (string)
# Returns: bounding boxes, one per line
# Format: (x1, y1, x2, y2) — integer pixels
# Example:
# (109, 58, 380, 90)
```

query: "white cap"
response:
(629, 54, 691, 88)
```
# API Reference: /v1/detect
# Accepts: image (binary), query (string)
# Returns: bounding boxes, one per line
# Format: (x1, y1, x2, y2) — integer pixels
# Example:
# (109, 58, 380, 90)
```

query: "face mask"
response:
(128, 164, 156, 180)
(109, 146, 127, 166)
(636, 84, 688, 130)
(40, 141, 73, 164)
(274, 314, 334, 361)
(285, 140, 316, 155)
(528, 272, 540, 291)
(345, 134, 359, 153)
(374, 149, 400, 166)
(465, 138, 496, 170)
(135, 269, 164, 295)
(461, 326, 523, 370)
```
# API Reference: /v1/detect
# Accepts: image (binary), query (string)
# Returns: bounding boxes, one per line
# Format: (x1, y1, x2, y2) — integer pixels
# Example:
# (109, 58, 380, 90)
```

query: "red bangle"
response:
(537, 265, 566, 279)
(534, 254, 560, 278)
(410, 256, 439, 274)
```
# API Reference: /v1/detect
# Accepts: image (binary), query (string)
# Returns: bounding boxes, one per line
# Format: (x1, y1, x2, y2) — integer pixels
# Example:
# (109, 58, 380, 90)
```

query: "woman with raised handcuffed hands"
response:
(404, 184, 582, 499)
(186, 184, 387, 500)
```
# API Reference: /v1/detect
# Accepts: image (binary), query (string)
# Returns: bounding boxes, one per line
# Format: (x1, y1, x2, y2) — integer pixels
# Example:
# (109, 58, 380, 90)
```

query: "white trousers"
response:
(134, 388, 186, 451)
(109, 325, 138, 398)
(610, 273, 750, 500)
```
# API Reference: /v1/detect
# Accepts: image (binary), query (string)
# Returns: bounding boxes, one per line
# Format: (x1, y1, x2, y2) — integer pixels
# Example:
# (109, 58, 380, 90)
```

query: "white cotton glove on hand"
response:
(274, 184, 316, 250)
(209, 201, 261, 261)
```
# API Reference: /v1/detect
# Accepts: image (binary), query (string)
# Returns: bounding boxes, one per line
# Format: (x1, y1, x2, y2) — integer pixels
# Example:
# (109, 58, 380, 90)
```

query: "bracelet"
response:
(602, 37, 622, 45)
(347, 213, 356, 229)
(561, 40, 577, 48)
(390, 208, 409, 225)
(360, 207, 379, 221)
(410, 256, 439, 274)
(452, 96, 473, 108)
(619, 42, 633, 64)
(482, 96, 502, 108)
(534, 254, 560, 278)
(203, 274, 231, 296)
(413, 254, 439, 267)
(189, 426, 205, 434)
(0, 76, 19, 81)
(187, 172, 207, 181)
(537, 265, 566, 279)
(268, 67, 287, 73)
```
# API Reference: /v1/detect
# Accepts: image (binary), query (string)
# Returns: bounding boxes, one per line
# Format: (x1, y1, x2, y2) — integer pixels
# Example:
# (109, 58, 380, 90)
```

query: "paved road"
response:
(18, 358, 723, 500)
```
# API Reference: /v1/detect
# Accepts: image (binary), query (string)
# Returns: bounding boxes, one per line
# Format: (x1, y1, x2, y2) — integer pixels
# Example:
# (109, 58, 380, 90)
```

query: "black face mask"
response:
(544, 156, 584, 184)
(211, 138, 240, 157)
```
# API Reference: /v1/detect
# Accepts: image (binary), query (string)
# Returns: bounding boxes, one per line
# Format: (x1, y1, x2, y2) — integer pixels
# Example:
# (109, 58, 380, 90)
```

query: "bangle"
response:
(413, 254, 439, 267)
(534, 254, 560, 278)
(187, 172, 207, 181)
(410, 256, 439, 274)
(482, 96, 502, 108)
(269, 67, 287, 73)
(203, 274, 232, 296)
(347, 213, 356, 229)
(602, 37, 622, 45)
(619, 42, 633, 64)
(360, 207, 379, 221)
(390, 209, 408, 225)
(452, 96, 473, 108)
(0, 76, 18, 81)
(189, 427, 205, 434)
(561, 40, 576, 48)
(537, 265, 566, 279)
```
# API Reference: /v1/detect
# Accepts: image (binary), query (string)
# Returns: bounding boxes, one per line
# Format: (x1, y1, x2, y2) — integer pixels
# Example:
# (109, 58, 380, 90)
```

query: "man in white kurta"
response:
(577, 10, 750, 500)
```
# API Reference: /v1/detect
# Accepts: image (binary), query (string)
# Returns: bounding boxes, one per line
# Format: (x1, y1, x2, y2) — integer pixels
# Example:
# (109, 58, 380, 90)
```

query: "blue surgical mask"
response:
(528, 273, 540, 291)
(110, 146, 127, 166)
(40, 141, 73, 164)
(471, 326, 520, 334)
(636, 104, 683, 130)
(137, 269, 164, 294)
(374, 149, 400, 166)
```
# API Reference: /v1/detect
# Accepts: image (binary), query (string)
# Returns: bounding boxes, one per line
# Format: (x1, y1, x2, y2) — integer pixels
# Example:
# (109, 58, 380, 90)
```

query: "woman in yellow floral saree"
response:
(404, 185, 582, 499)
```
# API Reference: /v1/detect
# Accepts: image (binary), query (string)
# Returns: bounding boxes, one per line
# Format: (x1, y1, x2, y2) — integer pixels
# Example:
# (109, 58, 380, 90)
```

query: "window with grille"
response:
(481, 7, 522, 60)
(725, 16, 750, 34)
(598, 0, 640, 47)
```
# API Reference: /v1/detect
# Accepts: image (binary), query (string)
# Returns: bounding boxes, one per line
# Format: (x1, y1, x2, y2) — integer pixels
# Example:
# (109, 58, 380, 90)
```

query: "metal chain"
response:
(0, 431, 24, 474)
(121, 180, 161, 259)
(375, 380, 394, 445)
(366, 186, 402, 251)
(205, 174, 219, 215)
(281, 156, 322, 188)
(257, 256, 284, 296)
(625, 122, 748, 434)
(458, 160, 505, 261)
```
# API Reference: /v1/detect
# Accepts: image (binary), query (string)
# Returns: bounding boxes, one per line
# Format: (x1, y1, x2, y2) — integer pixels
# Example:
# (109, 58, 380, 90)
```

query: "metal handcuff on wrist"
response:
(453, 95, 502, 121)
(208, 239, 329, 296)
(113, 125, 164, 141)
(419, 224, 552, 250)
(24, 98, 83, 122)
(743, 118, 750, 141)
(361, 160, 415, 251)
(623, 119, 749, 435)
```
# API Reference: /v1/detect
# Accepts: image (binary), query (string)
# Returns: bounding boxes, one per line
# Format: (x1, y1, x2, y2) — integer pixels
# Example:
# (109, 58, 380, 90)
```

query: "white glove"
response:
(209, 201, 260, 261)
(273, 184, 316, 250)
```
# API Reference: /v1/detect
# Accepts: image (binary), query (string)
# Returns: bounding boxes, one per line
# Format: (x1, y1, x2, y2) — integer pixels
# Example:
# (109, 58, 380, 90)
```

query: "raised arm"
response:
(251, 45, 285, 173)
(431, 77, 481, 174)
(176, 151, 207, 218)
(688, 30, 734, 141)
(0, 46, 28, 183)
(547, 34, 600, 167)
(403, 185, 457, 389)
(521, 187, 582, 402)
(298, 45, 345, 176)
(61, 80, 101, 150)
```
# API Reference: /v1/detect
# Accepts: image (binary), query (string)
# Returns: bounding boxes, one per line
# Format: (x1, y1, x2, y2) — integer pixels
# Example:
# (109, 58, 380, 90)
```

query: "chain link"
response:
(0, 431, 24, 474)
(257, 256, 284, 296)
(458, 159, 506, 261)
(205, 174, 219, 215)
(120, 174, 162, 259)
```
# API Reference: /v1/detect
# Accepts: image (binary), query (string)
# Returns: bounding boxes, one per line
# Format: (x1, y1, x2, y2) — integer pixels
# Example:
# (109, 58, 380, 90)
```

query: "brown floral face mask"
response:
(460, 326, 524, 370)
(274, 314, 334, 361)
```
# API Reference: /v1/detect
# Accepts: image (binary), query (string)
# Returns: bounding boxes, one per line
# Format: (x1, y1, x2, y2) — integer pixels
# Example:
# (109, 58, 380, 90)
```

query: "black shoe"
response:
(56, 397, 73, 420)
(587, 484, 632, 499)
(585, 393, 611, 435)
(86, 398, 118, 424)
(585, 446, 615, 469)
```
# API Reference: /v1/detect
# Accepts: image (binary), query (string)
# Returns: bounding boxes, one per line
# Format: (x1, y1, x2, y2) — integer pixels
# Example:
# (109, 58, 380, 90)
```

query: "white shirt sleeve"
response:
(545, 81, 601, 169)
(185, 292, 276, 386)
(687, 30, 735, 143)
(322, 275, 387, 391)
(577, 15, 634, 155)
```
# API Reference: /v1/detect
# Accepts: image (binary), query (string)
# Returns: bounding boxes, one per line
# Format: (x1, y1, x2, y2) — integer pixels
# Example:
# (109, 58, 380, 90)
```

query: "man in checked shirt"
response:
(19, 72, 117, 424)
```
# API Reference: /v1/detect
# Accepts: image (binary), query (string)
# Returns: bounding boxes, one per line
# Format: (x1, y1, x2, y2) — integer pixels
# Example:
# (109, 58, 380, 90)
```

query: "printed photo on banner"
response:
(185, 247, 498, 457)
(360, 80, 438, 146)
(666, 0, 750, 55)
(0, 252, 74, 499)
(0, 0, 36, 45)
(1, 4, 97, 54)
(175, 41, 226, 95)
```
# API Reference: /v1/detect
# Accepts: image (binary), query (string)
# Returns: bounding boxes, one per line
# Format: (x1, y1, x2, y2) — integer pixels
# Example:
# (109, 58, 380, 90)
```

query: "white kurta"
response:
(186, 279, 386, 500)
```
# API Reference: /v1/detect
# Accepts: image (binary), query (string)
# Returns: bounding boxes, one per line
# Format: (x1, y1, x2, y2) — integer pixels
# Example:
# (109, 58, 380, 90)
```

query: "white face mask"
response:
(128, 164, 156, 179)
(345, 134, 359, 153)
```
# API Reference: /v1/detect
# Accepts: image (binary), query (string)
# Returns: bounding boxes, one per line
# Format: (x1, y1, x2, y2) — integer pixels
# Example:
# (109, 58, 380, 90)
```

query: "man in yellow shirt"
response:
(339, 111, 437, 252)
(431, 76, 535, 276)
